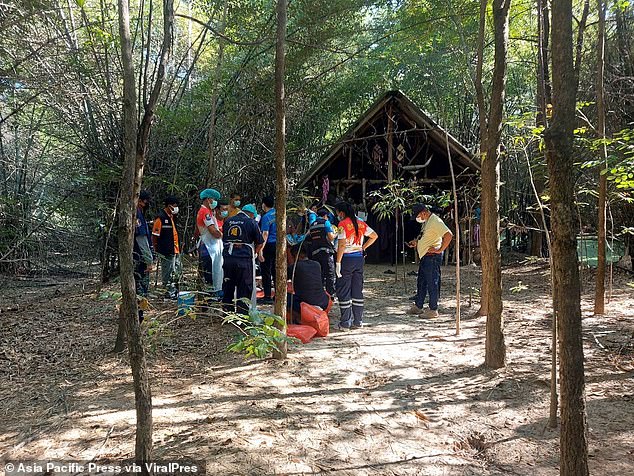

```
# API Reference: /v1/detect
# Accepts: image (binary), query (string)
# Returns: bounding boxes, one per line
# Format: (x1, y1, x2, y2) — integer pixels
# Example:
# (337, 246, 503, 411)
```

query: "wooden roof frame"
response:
(298, 90, 479, 188)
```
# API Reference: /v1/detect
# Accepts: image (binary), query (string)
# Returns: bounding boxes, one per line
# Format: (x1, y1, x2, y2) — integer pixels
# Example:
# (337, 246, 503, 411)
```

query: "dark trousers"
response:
(336, 254, 364, 328)
(222, 256, 254, 315)
(199, 252, 214, 285)
(415, 254, 442, 310)
(312, 250, 336, 295)
(261, 241, 276, 298)
(134, 259, 149, 322)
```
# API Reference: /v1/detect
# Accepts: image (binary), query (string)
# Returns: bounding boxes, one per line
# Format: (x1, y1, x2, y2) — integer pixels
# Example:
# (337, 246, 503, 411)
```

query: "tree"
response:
(594, 0, 608, 315)
(543, 0, 589, 473)
(476, 0, 510, 369)
(116, 0, 174, 466)
(272, 0, 288, 360)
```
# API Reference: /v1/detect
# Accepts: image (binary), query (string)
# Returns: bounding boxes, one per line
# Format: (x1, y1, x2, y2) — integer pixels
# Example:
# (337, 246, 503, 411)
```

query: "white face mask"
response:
(416, 216, 426, 224)
(171, 206, 179, 215)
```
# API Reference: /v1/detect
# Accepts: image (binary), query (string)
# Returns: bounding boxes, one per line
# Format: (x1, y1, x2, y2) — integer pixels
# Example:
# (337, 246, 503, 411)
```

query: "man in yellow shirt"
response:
(406, 204, 453, 318)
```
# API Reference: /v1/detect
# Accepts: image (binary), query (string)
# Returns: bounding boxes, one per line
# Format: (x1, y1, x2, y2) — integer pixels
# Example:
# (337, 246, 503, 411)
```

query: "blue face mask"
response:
(211, 200, 218, 209)
(220, 210, 228, 218)
(234, 200, 241, 207)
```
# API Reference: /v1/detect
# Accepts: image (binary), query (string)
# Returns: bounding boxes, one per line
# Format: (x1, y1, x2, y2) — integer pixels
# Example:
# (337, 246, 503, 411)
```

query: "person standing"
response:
(222, 204, 264, 315)
(215, 198, 229, 233)
(307, 207, 337, 296)
(134, 190, 155, 322)
(258, 195, 277, 304)
(152, 195, 181, 300)
(197, 188, 223, 297)
(407, 203, 453, 318)
(228, 192, 242, 217)
(334, 201, 378, 330)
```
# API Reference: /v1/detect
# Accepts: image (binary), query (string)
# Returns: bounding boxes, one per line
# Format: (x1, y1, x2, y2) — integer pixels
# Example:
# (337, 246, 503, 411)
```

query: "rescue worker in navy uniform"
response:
(152, 195, 181, 300)
(134, 190, 155, 322)
(307, 207, 337, 296)
(221, 203, 264, 315)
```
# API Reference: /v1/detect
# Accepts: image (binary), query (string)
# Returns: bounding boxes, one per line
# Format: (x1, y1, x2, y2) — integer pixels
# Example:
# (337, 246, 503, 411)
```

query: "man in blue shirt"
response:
(134, 190, 155, 322)
(222, 204, 264, 315)
(307, 207, 337, 295)
(258, 195, 277, 304)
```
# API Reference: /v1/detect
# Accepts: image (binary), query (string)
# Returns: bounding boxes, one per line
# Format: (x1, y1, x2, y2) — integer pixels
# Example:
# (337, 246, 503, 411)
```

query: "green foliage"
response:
(369, 179, 449, 219)
(224, 305, 295, 359)
(510, 281, 528, 294)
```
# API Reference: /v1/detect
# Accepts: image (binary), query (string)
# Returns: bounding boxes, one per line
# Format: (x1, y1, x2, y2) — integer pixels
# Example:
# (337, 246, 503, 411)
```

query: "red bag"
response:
(300, 302, 330, 337)
(287, 324, 317, 343)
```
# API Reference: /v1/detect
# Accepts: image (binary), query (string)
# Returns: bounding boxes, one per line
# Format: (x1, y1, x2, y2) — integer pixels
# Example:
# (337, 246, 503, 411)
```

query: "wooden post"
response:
(347, 146, 352, 179)
(387, 103, 394, 183)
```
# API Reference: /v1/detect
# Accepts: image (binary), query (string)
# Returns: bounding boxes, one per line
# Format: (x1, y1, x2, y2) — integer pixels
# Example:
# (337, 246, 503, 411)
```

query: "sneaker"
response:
(351, 323, 363, 329)
(407, 304, 423, 315)
(424, 309, 439, 318)
(336, 325, 350, 332)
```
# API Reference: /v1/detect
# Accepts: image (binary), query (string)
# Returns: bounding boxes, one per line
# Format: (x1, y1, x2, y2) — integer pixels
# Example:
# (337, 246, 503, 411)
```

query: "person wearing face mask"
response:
(214, 198, 230, 233)
(197, 188, 223, 297)
(152, 195, 182, 300)
(228, 192, 242, 217)
(334, 201, 378, 331)
(134, 190, 155, 321)
(406, 203, 453, 318)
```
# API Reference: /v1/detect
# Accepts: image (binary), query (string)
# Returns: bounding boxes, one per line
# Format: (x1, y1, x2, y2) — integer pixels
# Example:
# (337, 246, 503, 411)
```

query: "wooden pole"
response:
(387, 103, 394, 183)
(445, 130, 461, 336)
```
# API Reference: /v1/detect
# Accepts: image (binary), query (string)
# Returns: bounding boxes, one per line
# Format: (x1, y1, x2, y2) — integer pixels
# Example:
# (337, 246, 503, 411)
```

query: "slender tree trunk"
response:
(446, 131, 461, 336)
(482, 0, 510, 369)
(544, 1, 589, 473)
(594, 0, 607, 315)
(272, 0, 288, 360)
(117, 0, 152, 466)
(206, 2, 228, 186)
(474, 0, 489, 318)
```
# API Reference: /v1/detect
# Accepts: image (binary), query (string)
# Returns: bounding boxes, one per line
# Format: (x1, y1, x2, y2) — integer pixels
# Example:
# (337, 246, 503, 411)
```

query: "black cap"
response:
(164, 194, 179, 206)
(412, 203, 428, 216)
(139, 190, 152, 201)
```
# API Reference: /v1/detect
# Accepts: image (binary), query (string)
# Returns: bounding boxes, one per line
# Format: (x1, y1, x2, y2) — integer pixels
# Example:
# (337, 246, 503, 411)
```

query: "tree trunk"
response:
(474, 0, 488, 318)
(594, 0, 607, 315)
(544, 0, 589, 473)
(272, 0, 288, 360)
(446, 131, 461, 336)
(205, 2, 228, 186)
(117, 0, 152, 466)
(482, 0, 510, 369)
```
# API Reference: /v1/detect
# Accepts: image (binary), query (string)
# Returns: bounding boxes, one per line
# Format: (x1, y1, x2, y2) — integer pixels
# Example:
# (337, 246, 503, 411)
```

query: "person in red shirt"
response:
(197, 188, 223, 296)
(215, 198, 229, 234)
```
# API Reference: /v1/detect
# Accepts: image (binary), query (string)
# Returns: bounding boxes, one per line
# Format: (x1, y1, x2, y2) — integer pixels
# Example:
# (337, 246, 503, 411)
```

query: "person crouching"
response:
(287, 244, 331, 324)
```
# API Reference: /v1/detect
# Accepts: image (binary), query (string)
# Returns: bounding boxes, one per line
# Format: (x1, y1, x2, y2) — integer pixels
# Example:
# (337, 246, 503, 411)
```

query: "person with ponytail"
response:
(334, 201, 378, 330)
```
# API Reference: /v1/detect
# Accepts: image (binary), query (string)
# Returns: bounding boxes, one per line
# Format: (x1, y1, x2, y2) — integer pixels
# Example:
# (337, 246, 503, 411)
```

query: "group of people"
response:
(132, 188, 453, 328)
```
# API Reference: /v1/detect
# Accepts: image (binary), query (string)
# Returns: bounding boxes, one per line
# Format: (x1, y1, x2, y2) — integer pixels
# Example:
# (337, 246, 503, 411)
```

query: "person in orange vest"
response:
(152, 195, 181, 300)
(334, 201, 378, 330)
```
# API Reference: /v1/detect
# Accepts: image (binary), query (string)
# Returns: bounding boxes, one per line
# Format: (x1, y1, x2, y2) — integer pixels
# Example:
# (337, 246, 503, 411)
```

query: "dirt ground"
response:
(0, 257, 633, 475)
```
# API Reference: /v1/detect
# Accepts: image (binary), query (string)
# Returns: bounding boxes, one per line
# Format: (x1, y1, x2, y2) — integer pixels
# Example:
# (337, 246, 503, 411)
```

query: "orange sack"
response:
(287, 324, 317, 344)
(300, 302, 330, 337)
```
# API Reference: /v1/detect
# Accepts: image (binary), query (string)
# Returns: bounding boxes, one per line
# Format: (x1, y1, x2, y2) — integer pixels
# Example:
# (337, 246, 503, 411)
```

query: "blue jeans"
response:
(415, 254, 442, 310)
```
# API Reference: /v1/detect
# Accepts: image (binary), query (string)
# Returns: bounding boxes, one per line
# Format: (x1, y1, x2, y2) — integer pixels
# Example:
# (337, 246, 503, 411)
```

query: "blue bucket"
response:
(177, 291, 196, 316)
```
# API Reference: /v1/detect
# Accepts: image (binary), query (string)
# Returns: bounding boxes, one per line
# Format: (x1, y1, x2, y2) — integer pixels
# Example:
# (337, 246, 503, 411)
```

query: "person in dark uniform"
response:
(287, 245, 331, 324)
(152, 195, 181, 300)
(134, 190, 155, 322)
(221, 203, 264, 315)
(307, 207, 337, 296)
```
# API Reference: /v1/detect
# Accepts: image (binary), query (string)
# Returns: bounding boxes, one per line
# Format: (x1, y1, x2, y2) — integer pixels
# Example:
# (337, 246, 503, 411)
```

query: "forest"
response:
(1, 0, 633, 475)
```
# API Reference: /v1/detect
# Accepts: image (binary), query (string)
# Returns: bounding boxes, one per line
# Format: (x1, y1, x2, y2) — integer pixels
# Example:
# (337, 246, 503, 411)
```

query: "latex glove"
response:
(335, 262, 342, 278)
(258, 253, 265, 263)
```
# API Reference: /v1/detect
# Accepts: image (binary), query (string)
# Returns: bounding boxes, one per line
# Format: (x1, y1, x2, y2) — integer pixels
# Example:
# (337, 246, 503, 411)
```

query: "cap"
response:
(139, 190, 152, 201)
(411, 203, 428, 217)
(164, 194, 179, 206)
(242, 204, 257, 216)
(199, 188, 221, 200)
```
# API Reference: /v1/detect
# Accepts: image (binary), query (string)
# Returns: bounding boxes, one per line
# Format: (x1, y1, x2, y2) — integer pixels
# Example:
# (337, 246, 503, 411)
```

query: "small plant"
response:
(510, 281, 528, 293)
(224, 304, 295, 359)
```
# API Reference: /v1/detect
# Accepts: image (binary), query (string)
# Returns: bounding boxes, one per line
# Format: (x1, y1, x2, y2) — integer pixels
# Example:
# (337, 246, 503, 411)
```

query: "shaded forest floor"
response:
(1, 256, 633, 475)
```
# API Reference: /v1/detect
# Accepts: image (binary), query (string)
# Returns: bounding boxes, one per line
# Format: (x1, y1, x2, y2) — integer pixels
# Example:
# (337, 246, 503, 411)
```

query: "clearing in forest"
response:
(0, 260, 632, 475)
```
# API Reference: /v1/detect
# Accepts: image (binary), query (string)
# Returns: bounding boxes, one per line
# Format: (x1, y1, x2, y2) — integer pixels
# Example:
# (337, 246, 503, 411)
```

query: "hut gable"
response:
(299, 90, 478, 191)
